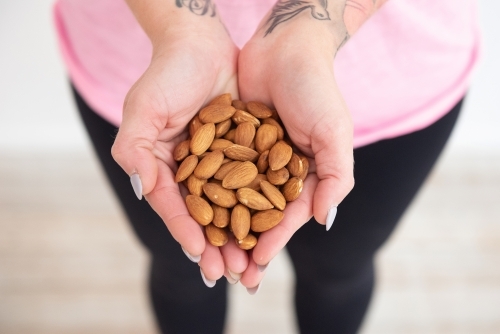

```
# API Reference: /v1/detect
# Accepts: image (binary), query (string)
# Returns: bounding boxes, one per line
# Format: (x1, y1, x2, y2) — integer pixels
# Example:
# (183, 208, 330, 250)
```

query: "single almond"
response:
(255, 124, 278, 154)
(256, 150, 270, 174)
(287, 153, 303, 177)
(215, 119, 232, 138)
(246, 174, 267, 192)
(185, 195, 213, 226)
(202, 183, 238, 208)
(190, 122, 215, 155)
(298, 155, 309, 181)
(232, 99, 247, 111)
(251, 209, 284, 232)
(266, 167, 289, 185)
(199, 104, 236, 123)
(224, 144, 259, 162)
(269, 140, 293, 171)
(262, 118, 284, 140)
(212, 204, 230, 228)
(236, 188, 274, 210)
(174, 155, 198, 182)
(232, 109, 260, 127)
(209, 138, 233, 151)
(214, 161, 241, 180)
(224, 129, 236, 142)
(237, 233, 257, 250)
(282, 177, 304, 202)
(173, 139, 190, 161)
(194, 150, 224, 179)
(260, 180, 287, 210)
(231, 204, 251, 240)
(186, 174, 207, 196)
(246, 101, 273, 119)
(234, 122, 256, 147)
(222, 161, 258, 189)
(208, 93, 232, 106)
(205, 224, 228, 246)
(189, 115, 203, 138)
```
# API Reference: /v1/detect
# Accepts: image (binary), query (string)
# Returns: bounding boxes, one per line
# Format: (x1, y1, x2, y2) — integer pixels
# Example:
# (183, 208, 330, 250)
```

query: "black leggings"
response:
(72, 85, 462, 334)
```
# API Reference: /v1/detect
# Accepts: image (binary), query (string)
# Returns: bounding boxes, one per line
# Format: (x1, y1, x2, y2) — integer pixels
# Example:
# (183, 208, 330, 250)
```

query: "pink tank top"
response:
(53, 0, 480, 148)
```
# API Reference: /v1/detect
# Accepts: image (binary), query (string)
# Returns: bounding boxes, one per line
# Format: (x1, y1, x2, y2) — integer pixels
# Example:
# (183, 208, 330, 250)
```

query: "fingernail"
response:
(182, 247, 201, 263)
(226, 275, 238, 285)
(228, 269, 242, 281)
(257, 263, 268, 272)
(326, 206, 337, 231)
(130, 173, 142, 200)
(247, 282, 262, 295)
(200, 268, 216, 288)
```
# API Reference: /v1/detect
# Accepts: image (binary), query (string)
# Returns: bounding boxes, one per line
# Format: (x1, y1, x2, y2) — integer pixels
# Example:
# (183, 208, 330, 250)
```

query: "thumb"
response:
(311, 95, 354, 231)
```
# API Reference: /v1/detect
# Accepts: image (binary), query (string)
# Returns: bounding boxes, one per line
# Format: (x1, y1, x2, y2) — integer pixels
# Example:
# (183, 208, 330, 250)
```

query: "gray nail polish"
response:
(257, 263, 268, 272)
(182, 247, 201, 263)
(228, 269, 242, 281)
(130, 173, 142, 200)
(226, 275, 238, 285)
(200, 268, 216, 288)
(247, 282, 262, 295)
(326, 206, 337, 231)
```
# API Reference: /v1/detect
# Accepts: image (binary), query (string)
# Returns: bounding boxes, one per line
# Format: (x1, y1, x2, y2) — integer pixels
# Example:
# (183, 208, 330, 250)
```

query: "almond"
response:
(237, 233, 257, 250)
(214, 161, 241, 180)
(251, 209, 284, 232)
(194, 150, 224, 179)
(232, 109, 260, 127)
(202, 183, 238, 208)
(246, 174, 267, 192)
(234, 122, 256, 147)
(212, 204, 230, 228)
(209, 138, 233, 151)
(205, 224, 228, 246)
(185, 195, 213, 226)
(282, 177, 303, 202)
(224, 129, 236, 142)
(186, 174, 207, 196)
(269, 140, 293, 171)
(256, 150, 270, 174)
(224, 144, 259, 162)
(173, 139, 190, 161)
(208, 93, 232, 106)
(262, 118, 284, 140)
(246, 101, 273, 119)
(266, 167, 289, 185)
(174, 155, 198, 182)
(215, 119, 232, 138)
(190, 122, 215, 155)
(222, 161, 258, 189)
(199, 104, 236, 123)
(260, 180, 287, 210)
(189, 115, 203, 138)
(255, 124, 278, 153)
(298, 155, 309, 181)
(232, 99, 247, 111)
(287, 153, 303, 177)
(231, 204, 250, 240)
(236, 188, 274, 210)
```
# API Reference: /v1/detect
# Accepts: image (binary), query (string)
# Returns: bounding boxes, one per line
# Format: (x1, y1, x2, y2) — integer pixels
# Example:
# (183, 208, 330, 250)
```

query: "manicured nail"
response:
(200, 268, 216, 288)
(247, 282, 262, 295)
(226, 275, 238, 285)
(326, 206, 337, 231)
(257, 263, 268, 272)
(228, 269, 242, 281)
(182, 247, 201, 263)
(130, 173, 142, 200)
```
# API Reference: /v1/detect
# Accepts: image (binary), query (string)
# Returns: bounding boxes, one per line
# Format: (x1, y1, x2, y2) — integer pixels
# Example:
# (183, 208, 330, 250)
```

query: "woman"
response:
(54, 0, 480, 332)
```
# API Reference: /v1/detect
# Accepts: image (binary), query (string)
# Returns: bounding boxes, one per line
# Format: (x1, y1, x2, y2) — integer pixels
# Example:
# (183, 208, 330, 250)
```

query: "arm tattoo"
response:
(175, 0, 216, 17)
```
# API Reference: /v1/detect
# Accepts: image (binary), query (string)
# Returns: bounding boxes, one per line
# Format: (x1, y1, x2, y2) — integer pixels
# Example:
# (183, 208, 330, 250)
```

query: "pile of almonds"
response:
(173, 93, 308, 250)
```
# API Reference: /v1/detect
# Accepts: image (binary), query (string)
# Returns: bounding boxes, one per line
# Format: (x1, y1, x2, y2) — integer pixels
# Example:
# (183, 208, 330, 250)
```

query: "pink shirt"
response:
(54, 0, 480, 148)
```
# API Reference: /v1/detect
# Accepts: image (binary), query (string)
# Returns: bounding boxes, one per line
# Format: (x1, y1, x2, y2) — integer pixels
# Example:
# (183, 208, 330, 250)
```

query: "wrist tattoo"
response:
(176, 0, 216, 17)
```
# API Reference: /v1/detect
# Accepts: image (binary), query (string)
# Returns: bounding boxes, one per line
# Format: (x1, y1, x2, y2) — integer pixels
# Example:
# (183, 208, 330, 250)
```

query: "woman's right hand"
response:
(111, 1, 248, 286)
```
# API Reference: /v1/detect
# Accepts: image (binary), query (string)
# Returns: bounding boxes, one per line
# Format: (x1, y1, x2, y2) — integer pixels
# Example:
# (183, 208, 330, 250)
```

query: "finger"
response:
(219, 234, 249, 283)
(239, 251, 266, 293)
(199, 241, 225, 286)
(145, 158, 205, 258)
(251, 174, 319, 267)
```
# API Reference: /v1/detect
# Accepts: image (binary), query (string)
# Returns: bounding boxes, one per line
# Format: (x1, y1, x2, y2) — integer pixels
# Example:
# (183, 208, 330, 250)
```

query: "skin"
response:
(112, 0, 388, 288)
